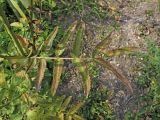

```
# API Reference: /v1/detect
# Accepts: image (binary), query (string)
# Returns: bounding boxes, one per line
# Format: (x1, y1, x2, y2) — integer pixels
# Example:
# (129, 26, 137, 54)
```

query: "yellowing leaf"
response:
(61, 96, 72, 111)
(44, 26, 59, 51)
(51, 58, 64, 96)
(59, 113, 64, 120)
(36, 59, 46, 90)
(0, 67, 5, 85)
(71, 55, 91, 97)
(16, 35, 29, 48)
(93, 31, 113, 57)
(96, 58, 133, 92)
(72, 114, 85, 120)
(101, 47, 139, 57)
(68, 101, 85, 115)
(10, 22, 23, 28)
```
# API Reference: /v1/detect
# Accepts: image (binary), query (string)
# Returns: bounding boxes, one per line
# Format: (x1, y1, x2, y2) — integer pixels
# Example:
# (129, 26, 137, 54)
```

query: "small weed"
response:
(125, 41, 160, 119)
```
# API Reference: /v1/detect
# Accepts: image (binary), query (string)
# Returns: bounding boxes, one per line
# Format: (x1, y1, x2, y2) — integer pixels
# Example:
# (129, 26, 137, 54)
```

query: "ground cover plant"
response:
(125, 42, 160, 120)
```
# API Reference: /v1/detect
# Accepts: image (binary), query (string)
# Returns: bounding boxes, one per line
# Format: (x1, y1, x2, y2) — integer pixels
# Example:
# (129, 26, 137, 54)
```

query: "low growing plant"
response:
(125, 41, 160, 119)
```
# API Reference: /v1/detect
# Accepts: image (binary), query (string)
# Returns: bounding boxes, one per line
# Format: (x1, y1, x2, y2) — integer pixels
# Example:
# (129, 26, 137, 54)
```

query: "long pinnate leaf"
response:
(51, 59, 64, 96)
(71, 22, 91, 97)
(96, 58, 133, 92)
(101, 47, 139, 57)
(36, 59, 46, 90)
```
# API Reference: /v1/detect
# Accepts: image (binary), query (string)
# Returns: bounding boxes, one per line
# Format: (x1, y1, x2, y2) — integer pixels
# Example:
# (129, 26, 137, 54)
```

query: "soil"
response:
(56, 0, 160, 119)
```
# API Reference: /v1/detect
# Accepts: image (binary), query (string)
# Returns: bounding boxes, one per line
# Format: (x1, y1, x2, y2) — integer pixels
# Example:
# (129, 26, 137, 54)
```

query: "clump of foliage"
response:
(0, 65, 85, 120)
(79, 88, 115, 120)
(0, 0, 138, 119)
(125, 41, 160, 119)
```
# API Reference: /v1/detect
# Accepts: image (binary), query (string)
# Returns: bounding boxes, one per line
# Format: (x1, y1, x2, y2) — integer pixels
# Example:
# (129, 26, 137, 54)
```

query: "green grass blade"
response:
(72, 21, 85, 56)
(0, 6, 26, 56)
(95, 58, 133, 92)
(7, 0, 27, 20)
(51, 58, 64, 96)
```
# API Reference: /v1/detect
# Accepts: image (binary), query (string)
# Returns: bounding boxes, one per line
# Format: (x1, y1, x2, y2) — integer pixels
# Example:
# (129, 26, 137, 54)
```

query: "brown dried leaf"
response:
(93, 31, 113, 57)
(36, 59, 46, 90)
(51, 58, 64, 96)
(16, 35, 29, 48)
(96, 58, 133, 92)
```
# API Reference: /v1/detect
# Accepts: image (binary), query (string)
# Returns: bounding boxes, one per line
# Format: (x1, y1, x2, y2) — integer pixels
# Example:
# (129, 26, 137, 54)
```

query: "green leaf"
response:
(19, 0, 31, 9)
(58, 112, 64, 120)
(72, 21, 85, 56)
(10, 22, 23, 28)
(71, 55, 91, 97)
(61, 96, 72, 111)
(0, 5, 26, 56)
(55, 21, 77, 56)
(43, 26, 59, 51)
(7, 0, 27, 21)
(68, 101, 85, 115)
(0, 67, 5, 86)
